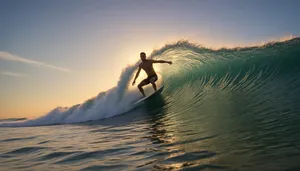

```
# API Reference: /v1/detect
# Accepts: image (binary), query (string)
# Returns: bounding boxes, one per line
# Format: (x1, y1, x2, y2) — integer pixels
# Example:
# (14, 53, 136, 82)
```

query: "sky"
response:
(1, 0, 300, 119)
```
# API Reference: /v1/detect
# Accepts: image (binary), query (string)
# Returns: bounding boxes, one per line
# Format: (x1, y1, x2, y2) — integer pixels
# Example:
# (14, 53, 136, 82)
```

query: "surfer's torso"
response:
(139, 60, 156, 76)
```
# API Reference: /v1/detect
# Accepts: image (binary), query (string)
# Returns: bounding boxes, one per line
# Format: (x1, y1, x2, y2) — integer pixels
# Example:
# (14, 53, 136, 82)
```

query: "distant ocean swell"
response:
(1, 37, 300, 127)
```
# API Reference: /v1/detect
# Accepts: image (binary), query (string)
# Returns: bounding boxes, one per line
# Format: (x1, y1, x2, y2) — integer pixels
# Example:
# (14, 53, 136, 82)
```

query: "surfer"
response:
(132, 52, 172, 97)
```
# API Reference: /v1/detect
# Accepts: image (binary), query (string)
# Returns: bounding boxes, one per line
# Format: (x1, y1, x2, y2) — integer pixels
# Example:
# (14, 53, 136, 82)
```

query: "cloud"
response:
(1, 71, 27, 77)
(0, 51, 71, 72)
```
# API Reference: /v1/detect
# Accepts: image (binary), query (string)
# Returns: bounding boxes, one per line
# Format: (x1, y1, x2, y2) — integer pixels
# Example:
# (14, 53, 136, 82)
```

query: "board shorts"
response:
(143, 74, 158, 84)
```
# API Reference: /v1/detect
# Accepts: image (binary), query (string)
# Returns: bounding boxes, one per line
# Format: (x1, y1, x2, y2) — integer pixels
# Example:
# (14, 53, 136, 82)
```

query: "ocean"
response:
(1, 38, 300, 170)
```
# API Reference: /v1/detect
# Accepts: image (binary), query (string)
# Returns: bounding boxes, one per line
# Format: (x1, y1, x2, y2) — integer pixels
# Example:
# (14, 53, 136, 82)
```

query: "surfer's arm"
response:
(132, 66, 141, 86)
(152, 60, 172, 65)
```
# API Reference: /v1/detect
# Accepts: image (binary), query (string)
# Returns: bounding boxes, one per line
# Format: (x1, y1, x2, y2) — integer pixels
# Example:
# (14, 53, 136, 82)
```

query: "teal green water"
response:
(1, 38, 300, 170)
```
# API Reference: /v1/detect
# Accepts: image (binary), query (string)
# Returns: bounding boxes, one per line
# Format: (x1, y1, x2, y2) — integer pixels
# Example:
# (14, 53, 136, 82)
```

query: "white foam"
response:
(1, 63, 145, 127)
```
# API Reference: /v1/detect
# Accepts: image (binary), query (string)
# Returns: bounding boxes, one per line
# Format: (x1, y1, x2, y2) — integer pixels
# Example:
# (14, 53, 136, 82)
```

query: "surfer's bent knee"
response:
(138, 82, 144, 88)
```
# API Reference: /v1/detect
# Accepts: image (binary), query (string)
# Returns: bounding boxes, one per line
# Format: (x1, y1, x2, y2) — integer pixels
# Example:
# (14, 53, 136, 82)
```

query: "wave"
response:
(1, 37, 300, 127)
(0, 118, 27, 122)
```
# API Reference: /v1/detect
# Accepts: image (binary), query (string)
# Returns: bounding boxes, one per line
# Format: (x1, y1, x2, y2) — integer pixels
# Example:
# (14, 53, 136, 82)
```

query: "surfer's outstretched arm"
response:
(152, 60, 172, 65)
(132, 66, 141, 86)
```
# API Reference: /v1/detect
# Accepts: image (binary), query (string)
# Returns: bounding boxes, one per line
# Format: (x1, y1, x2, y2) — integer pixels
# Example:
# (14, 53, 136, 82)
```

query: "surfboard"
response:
(132, 86, 164, 106)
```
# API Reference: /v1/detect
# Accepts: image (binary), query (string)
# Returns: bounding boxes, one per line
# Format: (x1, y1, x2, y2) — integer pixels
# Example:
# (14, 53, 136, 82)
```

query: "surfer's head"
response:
(140, 52, 146, 61)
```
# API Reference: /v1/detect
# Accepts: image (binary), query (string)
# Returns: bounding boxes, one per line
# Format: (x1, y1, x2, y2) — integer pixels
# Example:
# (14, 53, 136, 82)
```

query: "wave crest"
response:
(2, 37, 300, 127)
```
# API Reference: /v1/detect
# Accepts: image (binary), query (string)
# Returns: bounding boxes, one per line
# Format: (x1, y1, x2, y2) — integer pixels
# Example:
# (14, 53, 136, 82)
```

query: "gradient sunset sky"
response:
(1, 0, 300, 119)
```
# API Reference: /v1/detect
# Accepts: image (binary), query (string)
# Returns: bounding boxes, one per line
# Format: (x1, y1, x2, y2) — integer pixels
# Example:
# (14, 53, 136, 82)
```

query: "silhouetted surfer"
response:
(132, 52, 172, 97)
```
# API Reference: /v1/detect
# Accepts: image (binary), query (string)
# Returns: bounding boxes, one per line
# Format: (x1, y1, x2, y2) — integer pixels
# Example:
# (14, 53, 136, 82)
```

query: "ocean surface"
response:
(1, 38, 300, 171)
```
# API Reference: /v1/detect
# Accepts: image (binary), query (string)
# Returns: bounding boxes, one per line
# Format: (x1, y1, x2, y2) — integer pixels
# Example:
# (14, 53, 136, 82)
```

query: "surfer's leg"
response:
(150, 82, 157, 91)
(138, 80, 148, 97)
(150, 75, 158, 91)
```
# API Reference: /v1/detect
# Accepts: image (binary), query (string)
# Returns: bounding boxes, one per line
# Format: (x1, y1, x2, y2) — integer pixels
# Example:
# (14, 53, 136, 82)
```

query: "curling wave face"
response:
(2, 38, 300, 127)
